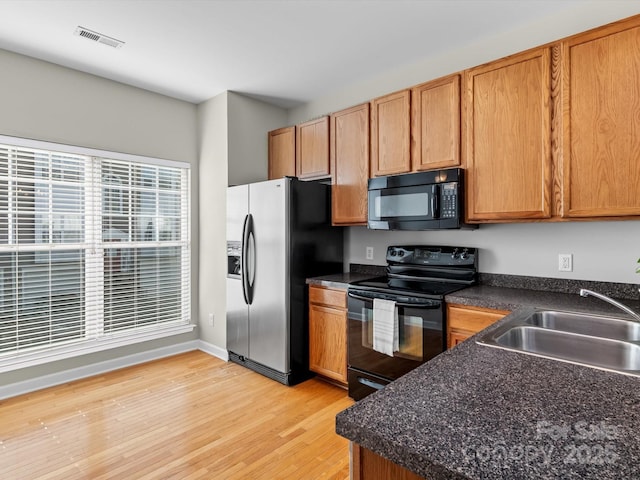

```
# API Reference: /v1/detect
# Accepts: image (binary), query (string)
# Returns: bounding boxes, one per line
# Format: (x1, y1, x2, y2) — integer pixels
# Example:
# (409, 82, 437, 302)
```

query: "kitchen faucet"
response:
(579, 289, 640, 321)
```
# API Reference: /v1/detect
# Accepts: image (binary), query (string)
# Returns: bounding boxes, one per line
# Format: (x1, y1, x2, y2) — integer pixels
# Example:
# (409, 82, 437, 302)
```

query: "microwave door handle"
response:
(431, 185, 439, 218)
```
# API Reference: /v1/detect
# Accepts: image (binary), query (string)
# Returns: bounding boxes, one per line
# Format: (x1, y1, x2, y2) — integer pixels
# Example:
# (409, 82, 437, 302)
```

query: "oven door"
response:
(368, 184, 439, 230)
(347, 288, 445, 390)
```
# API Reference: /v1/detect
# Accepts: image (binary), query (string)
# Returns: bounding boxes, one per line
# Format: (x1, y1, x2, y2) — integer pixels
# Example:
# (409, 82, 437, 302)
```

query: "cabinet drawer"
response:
(447, 304, 510, 332)
(309, 286, 347, 309)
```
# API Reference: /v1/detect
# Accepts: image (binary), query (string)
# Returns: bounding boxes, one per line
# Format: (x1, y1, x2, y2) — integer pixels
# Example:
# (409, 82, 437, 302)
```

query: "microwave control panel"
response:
(440, 183, 458, 218)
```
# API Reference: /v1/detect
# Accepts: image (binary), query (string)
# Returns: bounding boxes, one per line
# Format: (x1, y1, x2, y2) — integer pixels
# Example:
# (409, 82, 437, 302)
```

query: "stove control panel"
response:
(387, 245, 477, 267)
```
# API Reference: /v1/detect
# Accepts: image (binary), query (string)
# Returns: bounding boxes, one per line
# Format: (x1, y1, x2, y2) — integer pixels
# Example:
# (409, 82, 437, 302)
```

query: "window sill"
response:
(0, 323, 197, 373)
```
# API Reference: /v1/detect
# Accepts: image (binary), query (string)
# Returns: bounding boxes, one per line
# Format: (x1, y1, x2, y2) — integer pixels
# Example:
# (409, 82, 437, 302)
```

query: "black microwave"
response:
(367, 168, 476, 230)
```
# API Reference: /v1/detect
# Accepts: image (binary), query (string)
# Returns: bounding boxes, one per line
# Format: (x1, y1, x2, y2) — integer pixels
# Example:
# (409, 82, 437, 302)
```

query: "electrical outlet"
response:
(208, 313, 214, 326)
(365, 246, 374, 260)
(558, 254, 573, 272)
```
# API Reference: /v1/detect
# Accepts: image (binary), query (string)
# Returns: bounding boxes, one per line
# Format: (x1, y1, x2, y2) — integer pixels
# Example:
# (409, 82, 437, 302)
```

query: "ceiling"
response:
(0, 0, 608, 108)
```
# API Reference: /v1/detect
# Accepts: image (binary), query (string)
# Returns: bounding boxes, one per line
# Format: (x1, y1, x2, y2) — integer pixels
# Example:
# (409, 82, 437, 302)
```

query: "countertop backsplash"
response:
(479, 273, 639, 300)
(348, 263, 386, 276)
(349, 264, 639, 300)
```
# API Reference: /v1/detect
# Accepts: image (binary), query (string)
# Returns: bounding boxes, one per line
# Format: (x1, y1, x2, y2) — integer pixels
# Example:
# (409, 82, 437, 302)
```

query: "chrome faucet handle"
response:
(579, 288, 640, 322)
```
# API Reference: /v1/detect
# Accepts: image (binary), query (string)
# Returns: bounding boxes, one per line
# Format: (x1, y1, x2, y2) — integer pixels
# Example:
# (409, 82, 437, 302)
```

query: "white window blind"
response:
(0, 140, 191, 367)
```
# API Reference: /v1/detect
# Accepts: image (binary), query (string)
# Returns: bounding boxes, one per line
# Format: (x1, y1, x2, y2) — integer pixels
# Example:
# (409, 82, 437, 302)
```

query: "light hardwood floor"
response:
(0, 351, 354, 479)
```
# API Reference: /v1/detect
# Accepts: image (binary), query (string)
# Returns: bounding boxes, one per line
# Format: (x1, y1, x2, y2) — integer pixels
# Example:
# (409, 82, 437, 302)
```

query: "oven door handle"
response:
(347, 291, 440, 309)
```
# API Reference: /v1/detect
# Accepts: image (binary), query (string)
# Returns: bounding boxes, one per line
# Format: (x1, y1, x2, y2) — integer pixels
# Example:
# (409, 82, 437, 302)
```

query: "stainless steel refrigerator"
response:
(226, 177, 343, 385)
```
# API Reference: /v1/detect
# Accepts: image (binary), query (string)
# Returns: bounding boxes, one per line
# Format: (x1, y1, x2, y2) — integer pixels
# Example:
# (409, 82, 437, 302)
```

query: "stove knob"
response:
(398, 250, 405, 257)
(451, 248, 459, 259)
(390, 249, 397, 257)
(460, 248, 469, 260)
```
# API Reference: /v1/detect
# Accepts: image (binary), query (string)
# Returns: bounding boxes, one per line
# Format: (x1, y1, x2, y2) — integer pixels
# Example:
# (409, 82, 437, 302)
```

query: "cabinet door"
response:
(562, 17, 640, 217)
(411, 74, 461, 171)
(447, 329, 473, 350)
(464, 47, 556, 221)
(296, 116, 330, 180)
(447, 304, 509, 349)
(309, 303, 347, 384)
(370, 90, 411, 176)
(268, 126, 295, 180)
(352, 444, 426, 480)
(330, 103, 370, 225)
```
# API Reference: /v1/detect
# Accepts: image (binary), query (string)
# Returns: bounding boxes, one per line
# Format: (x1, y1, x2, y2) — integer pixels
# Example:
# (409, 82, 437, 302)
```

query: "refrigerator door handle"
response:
(242, 213, 255, 305)
(240, 215, 249, 305)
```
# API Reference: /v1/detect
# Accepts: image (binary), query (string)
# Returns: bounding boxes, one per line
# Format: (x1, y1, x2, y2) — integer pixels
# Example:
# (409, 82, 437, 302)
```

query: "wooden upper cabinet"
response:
(268, 126, 295, 180)
(561, 16, 640, 218)
(370, 90, 411, 176)
(464, 47, 557, 222)
(330, 103, 370, 225)
(296, 116, 330, 180)
(411, 74, 461, 171)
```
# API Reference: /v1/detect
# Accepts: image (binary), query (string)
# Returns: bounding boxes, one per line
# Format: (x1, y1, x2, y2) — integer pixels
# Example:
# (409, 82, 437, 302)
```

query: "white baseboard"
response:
(0, 340, 200, 400)
(198, 340, 229, 361)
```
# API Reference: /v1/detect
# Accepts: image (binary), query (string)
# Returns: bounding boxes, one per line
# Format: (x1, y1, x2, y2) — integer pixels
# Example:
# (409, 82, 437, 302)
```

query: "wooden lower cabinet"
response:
(308, 286, 347, 385)
(351, 443, 427, 480)
(447, 304, 510, 349)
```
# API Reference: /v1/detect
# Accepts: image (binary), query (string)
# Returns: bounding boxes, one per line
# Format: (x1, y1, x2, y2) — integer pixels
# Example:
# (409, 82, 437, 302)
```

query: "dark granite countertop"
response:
(305, 272, 377, 290)
(337, 284, 640, 479)
(307, 264, 386, 290)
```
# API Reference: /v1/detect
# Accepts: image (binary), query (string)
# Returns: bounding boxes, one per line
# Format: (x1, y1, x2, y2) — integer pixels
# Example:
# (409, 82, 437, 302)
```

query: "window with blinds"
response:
(0, 141, 191, 364)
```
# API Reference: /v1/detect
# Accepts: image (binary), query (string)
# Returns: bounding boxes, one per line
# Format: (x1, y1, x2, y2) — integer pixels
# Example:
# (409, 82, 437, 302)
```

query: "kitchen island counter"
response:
(336, 304, 640, 479)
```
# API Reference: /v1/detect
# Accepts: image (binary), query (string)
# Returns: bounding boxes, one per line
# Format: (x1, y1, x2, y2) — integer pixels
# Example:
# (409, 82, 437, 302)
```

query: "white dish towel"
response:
(372, 298, 399, 357)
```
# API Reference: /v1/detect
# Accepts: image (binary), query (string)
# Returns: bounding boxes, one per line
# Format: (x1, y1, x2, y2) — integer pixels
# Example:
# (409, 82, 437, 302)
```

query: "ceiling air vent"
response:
(74, 26, 124, 49)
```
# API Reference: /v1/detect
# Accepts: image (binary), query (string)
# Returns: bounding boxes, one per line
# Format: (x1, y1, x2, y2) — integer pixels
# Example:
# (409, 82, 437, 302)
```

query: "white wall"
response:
(288, 3, 640, 285)
(0, 48, 200, 386)
(227, 91, 288, 186)
(288, 2, 640, 124)
(348, 222, 640, 284)
(0, 49, 197, 162)
(197, 91, 288, 351)
(197, 92, 229, 348)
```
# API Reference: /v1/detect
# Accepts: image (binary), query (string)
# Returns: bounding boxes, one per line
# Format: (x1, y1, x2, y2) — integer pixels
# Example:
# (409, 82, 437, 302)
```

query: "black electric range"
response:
(346, 245, 477, 400)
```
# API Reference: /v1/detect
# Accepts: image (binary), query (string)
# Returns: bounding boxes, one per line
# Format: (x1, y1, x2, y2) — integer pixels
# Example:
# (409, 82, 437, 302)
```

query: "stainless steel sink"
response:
(476, 308, 640, 377)
(523, 310, 640, 342)
(490, 325, 640, 372)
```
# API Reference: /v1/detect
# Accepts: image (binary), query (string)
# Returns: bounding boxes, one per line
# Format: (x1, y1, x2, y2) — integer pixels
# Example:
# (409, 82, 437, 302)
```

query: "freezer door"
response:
(248, 178, 289, 373)
(226, 277, 249, 356)
(226, 185, 249, 356)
